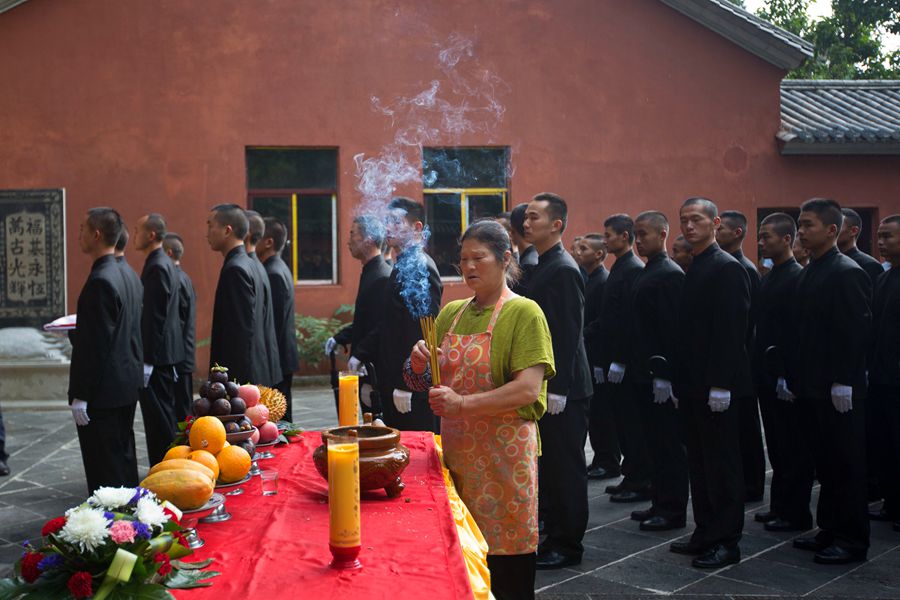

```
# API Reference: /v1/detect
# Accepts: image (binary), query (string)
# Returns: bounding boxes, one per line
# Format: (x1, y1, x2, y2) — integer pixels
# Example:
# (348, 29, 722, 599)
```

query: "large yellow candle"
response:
(327, 437, 361, 550)
(338, 372, 359, 427)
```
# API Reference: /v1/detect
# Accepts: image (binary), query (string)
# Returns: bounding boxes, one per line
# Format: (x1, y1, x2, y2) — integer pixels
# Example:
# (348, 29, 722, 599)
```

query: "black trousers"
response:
(792, 396, 870, 553)
(139, 365, 178, 466)
(0, 404, 7, 462)
(77, 403, 139, 494)
(607, 380, 652, 489)
(738, 395, 766, 500)
(538, 396, 589, 557)
(868, 384, 900, 517)
(275, 373, 293, 422)
(758, 386, 794, 521)
(174, 371, 192, 422)
(636, 385, 688, 521)
(864, 382, 882, 501)
(487, 553, 535, 600)
(588, 378, 621, 473)
(380, 386, 440, 433)
(681, 395, 744, 549)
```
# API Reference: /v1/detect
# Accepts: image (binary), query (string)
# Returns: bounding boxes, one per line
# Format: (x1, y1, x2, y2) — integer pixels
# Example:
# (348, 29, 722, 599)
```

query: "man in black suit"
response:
(134, 213, 184, 466)
(327, 215, 392, 418)
(163, 233, 196, 422)
(208, 204, 271, 386)
(378, 197, 443, 432)
(751, 213, 809, 532)
(578, 234, 621, 481)
(510, 203, 538, 296)
(522, 193, 592, 569)
(258, 218, 298, 421)
(671, 197, 750, 569)
(788, 198, 871, 565)
(629, 211, 688, 532)
(671, 234, 693, 272)
(245, 210, 280, 388)
(69, 208, 142, 493)
(868, 215, 900, 531)
(716, 210, 766, 502)
(114, 229, 144, 329)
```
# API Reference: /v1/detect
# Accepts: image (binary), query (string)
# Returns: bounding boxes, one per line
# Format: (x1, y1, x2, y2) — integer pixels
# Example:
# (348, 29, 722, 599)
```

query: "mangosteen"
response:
(210, 397, 232, 416)
(207, 381, 226, 401)
(229, 396, 247, 415)
(225, 421, 240, 434)
(209, 367, 229, 384)
(239, 417, 252, 431)
(198, 380, 210, 398)
(239, 440, 256, 455)
(191, 397, 211, 417)
(224, 381, 240, 398)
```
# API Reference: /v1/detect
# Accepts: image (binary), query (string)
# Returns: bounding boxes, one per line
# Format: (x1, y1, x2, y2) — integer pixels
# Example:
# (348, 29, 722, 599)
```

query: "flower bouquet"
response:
(0, 486, 219, 599)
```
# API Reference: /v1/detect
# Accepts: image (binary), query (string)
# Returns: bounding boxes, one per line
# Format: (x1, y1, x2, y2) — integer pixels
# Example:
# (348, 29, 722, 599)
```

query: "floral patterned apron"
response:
(439, 290, 539, 555)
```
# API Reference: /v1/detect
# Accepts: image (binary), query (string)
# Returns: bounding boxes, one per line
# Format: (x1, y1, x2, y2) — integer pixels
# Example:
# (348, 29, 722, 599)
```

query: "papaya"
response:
(148, 458, 215, 482)
(140, 469, 215, 511)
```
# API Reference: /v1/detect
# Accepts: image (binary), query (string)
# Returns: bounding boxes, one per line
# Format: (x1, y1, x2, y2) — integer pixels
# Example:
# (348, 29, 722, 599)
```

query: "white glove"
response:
(360, 384, 373, 408)
(346, 356, 368, 376)
(393, 389, 413, 414)
(708, 387, 731, 413)
(607, 362, 626, 384)
(142, 363, 154, 388)
(652, 378, 677, 407)
(831, 383, 853, 414)
(592, 366, 606, 384)
(775, 377, 795, 402)
(71, 399, 90, 427)
(324, 337, 337, 355)
(547, 393, 567, 415)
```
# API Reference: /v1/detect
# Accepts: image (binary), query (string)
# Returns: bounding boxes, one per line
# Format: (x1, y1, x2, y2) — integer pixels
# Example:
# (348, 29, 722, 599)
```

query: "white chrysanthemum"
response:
(88, 487, 135, 510)
(58, 507, 111, 552)
(135, 496, 169, 529)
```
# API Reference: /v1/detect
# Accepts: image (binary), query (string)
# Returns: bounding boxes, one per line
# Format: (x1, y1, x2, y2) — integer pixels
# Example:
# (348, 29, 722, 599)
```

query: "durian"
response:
(258, 385, 287, 422)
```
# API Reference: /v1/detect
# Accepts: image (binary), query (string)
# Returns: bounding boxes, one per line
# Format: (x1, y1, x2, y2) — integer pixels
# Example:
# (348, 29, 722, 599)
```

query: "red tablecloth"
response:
(174, 432, 474, 600)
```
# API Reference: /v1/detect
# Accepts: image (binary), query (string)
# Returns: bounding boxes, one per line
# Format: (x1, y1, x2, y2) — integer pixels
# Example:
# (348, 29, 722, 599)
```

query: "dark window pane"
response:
(423, 147, 509, 189)
(251, 196, 294, 279)
(297, 194, 334, 281)
(247, 148, 337, 190)
(426, 193, 462, 277)
(468, 194, 504, 224)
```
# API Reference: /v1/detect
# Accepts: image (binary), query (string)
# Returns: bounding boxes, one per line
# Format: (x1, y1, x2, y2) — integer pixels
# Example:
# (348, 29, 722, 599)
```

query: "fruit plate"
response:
(215, 474, 251, 489)
(225, 427, 256, 444)
(214, 414, 244, 423)
(255, 438, 278, 448)
(182, 493, 225, 517)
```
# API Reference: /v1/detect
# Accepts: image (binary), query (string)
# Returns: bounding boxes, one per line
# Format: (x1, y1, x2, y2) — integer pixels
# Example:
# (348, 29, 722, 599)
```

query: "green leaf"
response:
(166, 543, 191, 560)
(171, 558, 213, 570)
(163, 569, 221, 589)
(108, 582, 175, 600)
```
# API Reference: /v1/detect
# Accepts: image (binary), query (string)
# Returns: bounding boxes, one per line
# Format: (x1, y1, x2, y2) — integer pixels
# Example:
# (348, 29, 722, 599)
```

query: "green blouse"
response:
(434, 295, 556, 421)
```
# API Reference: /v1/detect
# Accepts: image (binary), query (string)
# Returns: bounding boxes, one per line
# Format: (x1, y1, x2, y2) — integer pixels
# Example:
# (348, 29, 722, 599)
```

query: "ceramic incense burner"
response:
(313, 425, 411, 498)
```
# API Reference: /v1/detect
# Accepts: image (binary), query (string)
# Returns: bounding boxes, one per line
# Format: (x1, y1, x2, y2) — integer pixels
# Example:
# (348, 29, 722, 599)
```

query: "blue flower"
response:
(132, 522, 151, 540)
(37, 554, 64, 571)
(129, 487, 150, 505)
(103, 511, 115, 521)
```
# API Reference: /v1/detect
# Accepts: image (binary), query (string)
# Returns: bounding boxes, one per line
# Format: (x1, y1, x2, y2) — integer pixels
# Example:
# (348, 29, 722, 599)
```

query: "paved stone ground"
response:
(0, 388, 898, 598)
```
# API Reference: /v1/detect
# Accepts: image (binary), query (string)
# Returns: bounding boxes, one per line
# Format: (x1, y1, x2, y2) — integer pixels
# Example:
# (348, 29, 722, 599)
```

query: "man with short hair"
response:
(69, 208, 142, 493)
(523, 192, 592, 569)
(258, 218, 298, 421)
(629, 211, 688, 531)
(671, 234, 693, 272)
(162, 233, 196, 422)
(793, 236, 810, 267)
(839, 208, 883, 284)
(788, 198, 871, 565)
(244, 210, 280, 387)
(134, 213, 183, 465)
(510, 203, 538, 295)
(671, 197, 750, 569)
(208, 204, 271, 385)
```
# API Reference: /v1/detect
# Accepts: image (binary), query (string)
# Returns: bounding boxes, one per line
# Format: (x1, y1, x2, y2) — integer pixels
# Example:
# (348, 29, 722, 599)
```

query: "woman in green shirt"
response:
(404, 220, 554, 600)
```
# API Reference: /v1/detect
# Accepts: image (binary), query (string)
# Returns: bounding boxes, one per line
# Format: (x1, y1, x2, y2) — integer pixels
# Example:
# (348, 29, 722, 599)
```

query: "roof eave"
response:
(0, 0, 29, 15)
(780, 141, 900, 156)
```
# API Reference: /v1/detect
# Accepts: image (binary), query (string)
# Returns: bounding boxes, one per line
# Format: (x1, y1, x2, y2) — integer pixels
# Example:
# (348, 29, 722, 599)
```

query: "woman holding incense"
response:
(404, 219, 554, 600)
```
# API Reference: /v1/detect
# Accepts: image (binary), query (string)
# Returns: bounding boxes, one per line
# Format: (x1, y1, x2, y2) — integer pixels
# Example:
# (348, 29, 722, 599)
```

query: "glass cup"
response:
(260, 469, 278, 496)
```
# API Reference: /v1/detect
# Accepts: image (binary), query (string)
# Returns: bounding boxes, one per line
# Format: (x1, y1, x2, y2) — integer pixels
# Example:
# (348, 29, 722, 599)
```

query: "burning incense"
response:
(419, 316, 441, 387)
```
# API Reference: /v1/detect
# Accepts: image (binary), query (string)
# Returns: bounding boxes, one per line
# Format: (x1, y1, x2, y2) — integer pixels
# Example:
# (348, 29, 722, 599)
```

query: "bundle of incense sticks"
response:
(419, 315, 441, 386)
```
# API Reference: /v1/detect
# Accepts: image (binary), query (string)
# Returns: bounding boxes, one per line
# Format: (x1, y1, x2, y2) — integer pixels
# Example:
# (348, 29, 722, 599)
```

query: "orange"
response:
(216, 445, 251, 483)
(189, 416, 226, 455)
(188, 450, 220, 481)
(163, 445, 192, 461)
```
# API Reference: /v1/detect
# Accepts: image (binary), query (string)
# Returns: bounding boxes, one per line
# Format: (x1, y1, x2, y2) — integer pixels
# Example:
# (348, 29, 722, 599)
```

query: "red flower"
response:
(172, 531, 188, 547)
(20, 552, 43, 583)
(67, 571, 93, 599)
(154, 552, 172, 576)
(41, 516, 66, 536)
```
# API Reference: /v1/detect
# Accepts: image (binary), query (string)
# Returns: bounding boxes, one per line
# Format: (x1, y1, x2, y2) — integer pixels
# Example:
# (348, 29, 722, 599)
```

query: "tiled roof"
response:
(779, 80, 900, 155)
(0, 0, 27, 15)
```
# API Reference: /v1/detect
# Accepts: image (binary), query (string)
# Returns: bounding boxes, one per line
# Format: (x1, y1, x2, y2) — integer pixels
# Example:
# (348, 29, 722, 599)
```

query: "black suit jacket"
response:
(525, 243, 591, 400)
(751, 257, 802, 388)
(674, 242, 753, 399)
(732, 249, 761, 353)
(869, 266, 900, 387)
(511, 245, 538, 296)
(210, 245, 270, 385)
(68, 254, 142, 408)
(264, 254, 298, 377)
(630, 252, 684, 384)
(248, 251, 281, 386)
(140, 247, 184, 366)
(582, 265, 608, 365)
(116, 256, 144, 365)
(175, 265, 196, 374)
(845, 247, 884, 288)
(334, 255, 393, 364)
(787, 247, 872, 399)
(591, 250, 644, 370)
(377, 248, 443, 394)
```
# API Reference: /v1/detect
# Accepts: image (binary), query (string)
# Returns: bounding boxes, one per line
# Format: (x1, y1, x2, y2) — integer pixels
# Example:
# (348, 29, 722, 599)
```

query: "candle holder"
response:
(327, 432, 362, 570)
(338, 371, 360, 427)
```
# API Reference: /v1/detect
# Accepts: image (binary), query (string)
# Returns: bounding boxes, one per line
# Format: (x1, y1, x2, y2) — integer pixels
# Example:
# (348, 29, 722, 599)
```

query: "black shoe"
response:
(670, 540, 709, 555)
(631, 508, 655, 522)
(764, 518, 810, 532)
(813, 545, 867, 565)
(587, 466, 621, 480)
(605, 482, 625, 494)
(535, 549, 581, 570)
(793, 536, 829, 552)
(640, 516, 686, 531)
(692, 544, 740, 569)
(610, 490, 651, 503)
(754, 510, 777, 523)
(868, 508, 895, 522)
(0, 460, 9, 477)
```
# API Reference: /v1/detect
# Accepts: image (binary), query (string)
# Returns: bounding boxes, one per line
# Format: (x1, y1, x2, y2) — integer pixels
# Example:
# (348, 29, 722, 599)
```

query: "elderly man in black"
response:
(868, 215, 900, 531)
(671, 197, 750, 569)
(788, 198, 871, 565)
(523, 192, 592, 569)
(162, 233, 196, 422)
(69, 208, 142, 493)
(134, 213, 184, 466)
